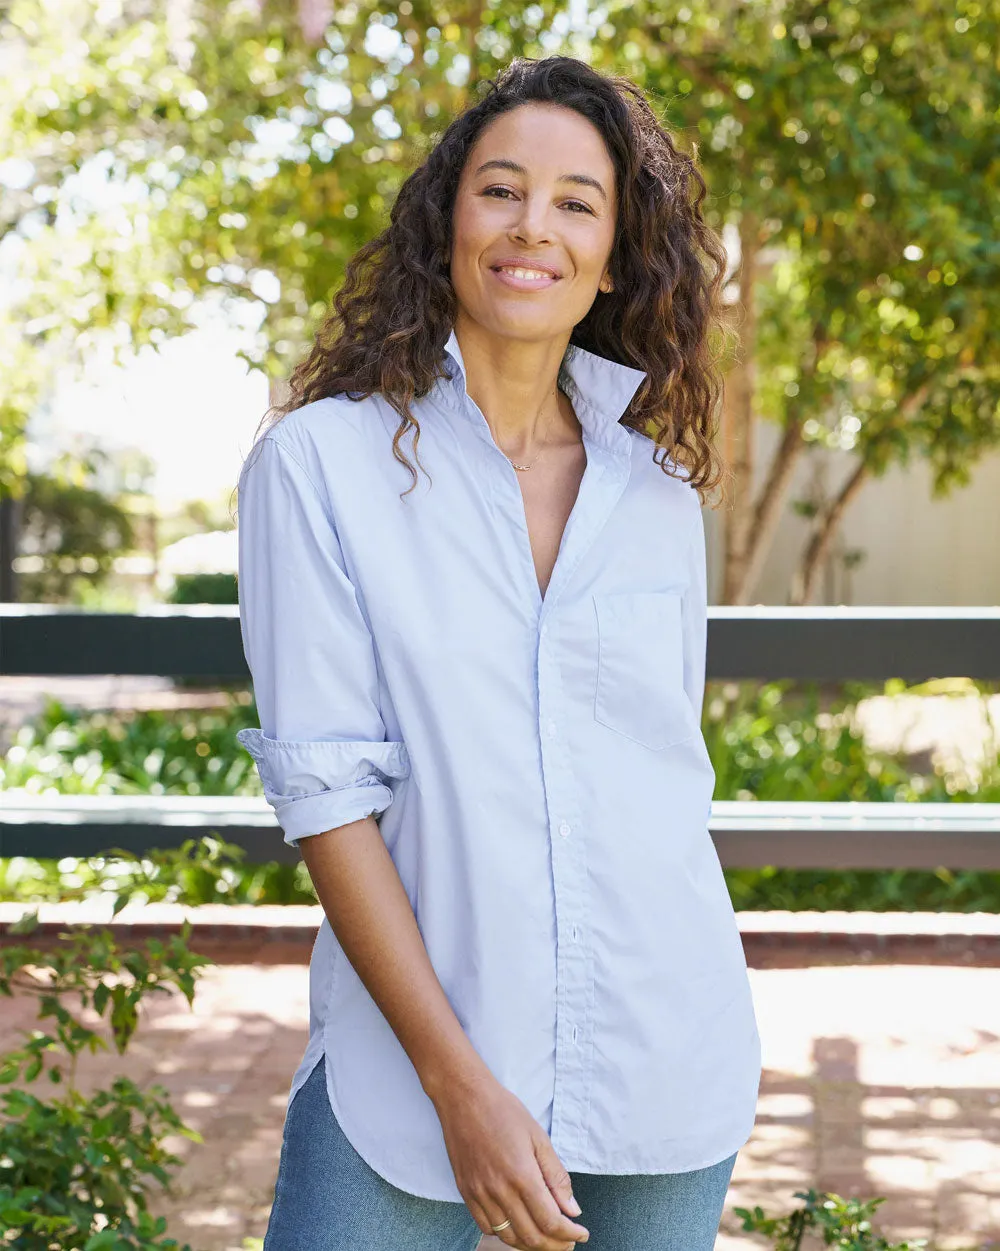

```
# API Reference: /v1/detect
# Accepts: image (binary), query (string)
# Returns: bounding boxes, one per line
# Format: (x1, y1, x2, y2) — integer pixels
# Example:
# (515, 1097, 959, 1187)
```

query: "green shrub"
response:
(1, 680, 998, 912)
(705, 679, 1000, 912)
(167, 573, 238, 605)
(0, 837, 316, 909)
(0, 910, 211, 1248)
(703, 680, 950, 804)
(735, 1189, 929, 1249)
(0, 695, 260, 798)
(724, 864, 1000, 912)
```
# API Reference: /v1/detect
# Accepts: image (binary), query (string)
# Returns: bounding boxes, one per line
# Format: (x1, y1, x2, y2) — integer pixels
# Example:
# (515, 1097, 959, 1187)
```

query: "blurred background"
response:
(1, 2, 998, 1249)
(1, 0, 997, 611)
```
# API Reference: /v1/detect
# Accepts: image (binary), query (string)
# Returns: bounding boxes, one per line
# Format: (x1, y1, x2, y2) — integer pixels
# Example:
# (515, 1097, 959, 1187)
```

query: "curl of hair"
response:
(250, 54, 732, 504)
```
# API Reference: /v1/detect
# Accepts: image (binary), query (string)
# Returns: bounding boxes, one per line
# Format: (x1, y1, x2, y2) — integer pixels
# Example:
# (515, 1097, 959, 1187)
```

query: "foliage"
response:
(703, 680, 947, 804)
(704, 678, 1000, 803)
(15, 445, 151, 602)
(724, 864, 999, 913)
(167, 572, 238, 604)
(734, 1189, 928, 1250)
(587, 0, 1000, 600)
(0, 693, 261, 797)
(0, 0, 564, 479)
(705, 678, 1000, 911)
(0, 837, 317, 909)
(3, 0, 997, 599)
(0, 915, 211, 1248)
(2, 680, 999, 911)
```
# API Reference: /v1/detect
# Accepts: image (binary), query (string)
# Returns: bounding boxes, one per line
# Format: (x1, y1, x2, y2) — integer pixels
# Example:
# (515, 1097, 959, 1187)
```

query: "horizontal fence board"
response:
(3, 606, 1000, 680)
(3, 797, 999, 870)
(0, 795, 300, 865)
(711, 801, 1000, 869)
(2, 608, 999, 869)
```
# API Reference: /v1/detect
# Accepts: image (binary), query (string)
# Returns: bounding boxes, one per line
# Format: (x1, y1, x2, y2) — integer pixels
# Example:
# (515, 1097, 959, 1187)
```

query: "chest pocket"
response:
(593, 590, 695, 751)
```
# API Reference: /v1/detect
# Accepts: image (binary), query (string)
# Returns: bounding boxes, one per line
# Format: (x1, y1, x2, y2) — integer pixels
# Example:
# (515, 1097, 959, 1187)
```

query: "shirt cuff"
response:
(236, 728, 410, 846)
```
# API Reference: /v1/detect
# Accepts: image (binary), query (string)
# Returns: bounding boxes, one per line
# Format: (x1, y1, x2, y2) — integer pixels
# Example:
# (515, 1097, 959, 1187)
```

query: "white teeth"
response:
(498, 267, 554, 280)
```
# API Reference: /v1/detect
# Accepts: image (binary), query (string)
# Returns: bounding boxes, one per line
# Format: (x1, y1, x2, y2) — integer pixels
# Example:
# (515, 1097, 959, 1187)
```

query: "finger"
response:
(479, 1196, 527, 1249)
(465, 1195, 503, 1240)
(518, 1173, 590, 1246)
(497, 1189, 587, 1251)
(533, 1141, 586, 1231)
(492, 1218, 530, 1251)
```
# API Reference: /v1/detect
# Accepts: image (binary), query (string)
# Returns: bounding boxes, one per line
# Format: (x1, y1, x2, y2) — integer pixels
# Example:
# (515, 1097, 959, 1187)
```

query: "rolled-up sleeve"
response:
(235, 432, 410, 846)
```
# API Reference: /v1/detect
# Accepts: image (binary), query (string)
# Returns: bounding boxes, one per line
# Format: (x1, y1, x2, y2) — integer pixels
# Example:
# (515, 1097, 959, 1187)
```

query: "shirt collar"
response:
(438, 325, 647, 445)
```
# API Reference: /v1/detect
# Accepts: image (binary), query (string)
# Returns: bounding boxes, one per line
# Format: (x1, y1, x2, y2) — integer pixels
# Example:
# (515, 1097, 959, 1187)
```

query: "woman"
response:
(236, 54, 761, 1251)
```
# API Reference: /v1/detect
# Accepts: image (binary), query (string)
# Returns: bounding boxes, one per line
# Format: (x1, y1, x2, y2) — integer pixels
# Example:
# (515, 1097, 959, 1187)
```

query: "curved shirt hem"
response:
(562, 1105, 760, 1180)
(314, 1046, 760, 1203)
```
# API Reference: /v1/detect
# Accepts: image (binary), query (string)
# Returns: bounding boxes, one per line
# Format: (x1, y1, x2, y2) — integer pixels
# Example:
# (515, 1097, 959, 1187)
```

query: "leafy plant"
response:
(167, 573, 238, 605)
(1, 680, 998, 911)
(705, 678, 1000, 912)
(0, 836, 316, 909)
(0, 913, 212, 1249)
(702, 680, 951, 804)
(735, 1189, 929, 1250)
(0, 694, 261, 798)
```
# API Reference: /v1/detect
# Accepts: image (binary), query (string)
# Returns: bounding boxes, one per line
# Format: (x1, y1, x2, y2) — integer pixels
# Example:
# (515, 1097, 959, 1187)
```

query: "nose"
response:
(510, 194, 553, 246)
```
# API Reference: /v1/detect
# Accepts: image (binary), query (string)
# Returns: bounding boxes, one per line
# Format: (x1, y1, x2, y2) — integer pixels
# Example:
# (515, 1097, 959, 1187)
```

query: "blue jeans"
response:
(263, 1056, 739, 1250)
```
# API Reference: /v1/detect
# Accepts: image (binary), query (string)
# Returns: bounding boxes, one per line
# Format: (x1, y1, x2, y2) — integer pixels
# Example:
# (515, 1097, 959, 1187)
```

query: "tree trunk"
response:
(789, 460, 868, 605)
(731, 418, 806, 604)
(788, 383, 932, 604)
(720, 211, 759, 603)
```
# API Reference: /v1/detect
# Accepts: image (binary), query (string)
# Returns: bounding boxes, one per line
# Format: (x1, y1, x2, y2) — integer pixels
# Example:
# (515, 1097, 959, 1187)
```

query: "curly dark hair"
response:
(252, 54, 732, 503)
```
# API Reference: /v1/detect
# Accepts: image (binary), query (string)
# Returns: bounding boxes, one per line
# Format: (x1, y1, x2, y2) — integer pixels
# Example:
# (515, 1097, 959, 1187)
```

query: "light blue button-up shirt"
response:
(235, 325, 761, 1201)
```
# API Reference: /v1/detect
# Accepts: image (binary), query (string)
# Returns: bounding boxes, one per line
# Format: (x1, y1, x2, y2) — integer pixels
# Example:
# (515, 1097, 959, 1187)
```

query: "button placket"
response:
(537, 612, 595, 1158)
(533, 429, 631, 1162)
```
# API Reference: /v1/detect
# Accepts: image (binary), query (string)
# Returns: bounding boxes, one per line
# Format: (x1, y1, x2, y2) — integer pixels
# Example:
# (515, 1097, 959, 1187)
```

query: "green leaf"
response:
(9, 909, 40, 934)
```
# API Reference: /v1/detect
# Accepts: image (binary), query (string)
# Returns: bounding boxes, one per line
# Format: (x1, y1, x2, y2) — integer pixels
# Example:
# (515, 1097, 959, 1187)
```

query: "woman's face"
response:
(449, 102, 618, 345)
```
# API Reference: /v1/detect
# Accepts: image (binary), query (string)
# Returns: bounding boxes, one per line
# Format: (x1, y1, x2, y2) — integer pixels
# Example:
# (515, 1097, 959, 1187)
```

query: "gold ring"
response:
(490, 1218, 512, 1232)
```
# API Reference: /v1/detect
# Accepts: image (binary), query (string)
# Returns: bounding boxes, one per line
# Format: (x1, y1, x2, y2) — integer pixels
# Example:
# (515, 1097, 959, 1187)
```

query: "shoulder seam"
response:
(259, 431, 332, 519)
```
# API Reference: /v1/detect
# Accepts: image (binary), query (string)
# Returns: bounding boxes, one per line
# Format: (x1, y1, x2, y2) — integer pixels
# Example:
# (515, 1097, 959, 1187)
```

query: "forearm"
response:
(298, 814, 493, 1106)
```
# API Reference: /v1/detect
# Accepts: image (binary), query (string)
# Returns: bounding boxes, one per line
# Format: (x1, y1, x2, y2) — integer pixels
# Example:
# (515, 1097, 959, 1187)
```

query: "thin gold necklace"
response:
(488, 404, 557, 472)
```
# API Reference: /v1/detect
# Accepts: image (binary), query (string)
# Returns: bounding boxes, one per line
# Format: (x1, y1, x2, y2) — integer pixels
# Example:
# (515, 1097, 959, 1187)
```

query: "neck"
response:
(451, 315, 579, 452)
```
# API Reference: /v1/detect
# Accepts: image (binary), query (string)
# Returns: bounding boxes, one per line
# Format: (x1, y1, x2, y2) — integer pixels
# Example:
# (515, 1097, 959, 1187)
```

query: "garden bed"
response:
(4, 901, 1000, 967)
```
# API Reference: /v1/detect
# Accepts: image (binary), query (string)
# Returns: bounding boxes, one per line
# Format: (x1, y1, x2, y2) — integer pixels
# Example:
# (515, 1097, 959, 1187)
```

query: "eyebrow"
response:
(473, 157, 609, 205)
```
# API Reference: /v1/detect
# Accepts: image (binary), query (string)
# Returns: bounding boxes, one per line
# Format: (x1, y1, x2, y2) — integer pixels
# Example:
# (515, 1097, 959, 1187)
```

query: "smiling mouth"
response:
(491, 265, 560, 281)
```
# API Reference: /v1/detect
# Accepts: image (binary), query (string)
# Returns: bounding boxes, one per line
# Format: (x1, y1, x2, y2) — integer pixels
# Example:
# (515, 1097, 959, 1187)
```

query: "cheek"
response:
(451, 197, 489, 262)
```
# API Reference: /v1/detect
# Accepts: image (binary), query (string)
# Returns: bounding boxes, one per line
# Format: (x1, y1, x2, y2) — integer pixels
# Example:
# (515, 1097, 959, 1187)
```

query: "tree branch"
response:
(732, 417, 806, 604)
(720, 210, 760, 603)
(790, 459, 868, 605)
(731, 320, 830, 603)
(790, 380, 935, 604)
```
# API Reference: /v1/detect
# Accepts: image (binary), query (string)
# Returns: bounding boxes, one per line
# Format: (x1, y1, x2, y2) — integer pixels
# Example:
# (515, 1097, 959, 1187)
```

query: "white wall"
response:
(703, 423, 1000, 606)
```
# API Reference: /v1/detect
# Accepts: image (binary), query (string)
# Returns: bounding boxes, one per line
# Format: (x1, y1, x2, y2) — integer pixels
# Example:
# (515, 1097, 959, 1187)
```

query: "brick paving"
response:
(3, 945, 999, 1251)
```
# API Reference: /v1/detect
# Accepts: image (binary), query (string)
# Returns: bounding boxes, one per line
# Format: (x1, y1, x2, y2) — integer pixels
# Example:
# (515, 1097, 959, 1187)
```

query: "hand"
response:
(432, 1072, 590, 1250)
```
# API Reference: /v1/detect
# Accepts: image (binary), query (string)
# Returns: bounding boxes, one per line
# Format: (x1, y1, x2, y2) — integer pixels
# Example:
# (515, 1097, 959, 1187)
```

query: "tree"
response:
(588, 0, 999, 601)
(2, 0, 997, 602)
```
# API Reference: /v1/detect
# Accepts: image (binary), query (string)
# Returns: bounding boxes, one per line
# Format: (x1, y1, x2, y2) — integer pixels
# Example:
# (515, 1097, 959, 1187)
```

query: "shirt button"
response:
(546, 720, 558, 738)
(559, 821, 572, 838)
